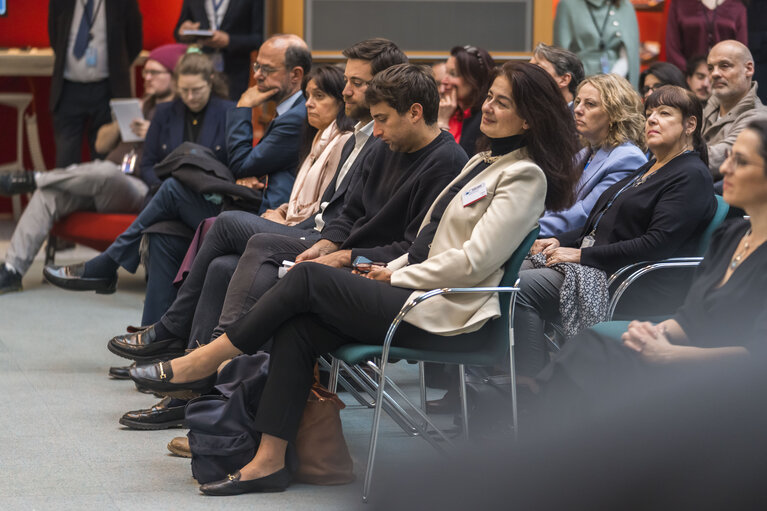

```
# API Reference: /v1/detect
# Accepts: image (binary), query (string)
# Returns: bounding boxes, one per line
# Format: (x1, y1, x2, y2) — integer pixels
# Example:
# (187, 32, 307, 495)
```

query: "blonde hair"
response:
(576, 74, 645, 150)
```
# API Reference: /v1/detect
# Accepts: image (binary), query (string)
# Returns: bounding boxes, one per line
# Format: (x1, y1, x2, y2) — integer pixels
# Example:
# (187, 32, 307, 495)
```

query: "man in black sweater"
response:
(114, 63, 464, 358)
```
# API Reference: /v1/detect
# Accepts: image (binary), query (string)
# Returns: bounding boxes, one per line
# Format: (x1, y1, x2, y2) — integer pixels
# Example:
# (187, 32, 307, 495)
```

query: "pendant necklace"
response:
(729, 228, 752, 270)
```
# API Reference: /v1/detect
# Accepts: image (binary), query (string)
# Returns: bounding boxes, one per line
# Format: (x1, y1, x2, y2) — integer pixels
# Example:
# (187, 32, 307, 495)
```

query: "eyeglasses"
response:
(641, 84, 663, 96)
(252, 63, 284, 76)
(724, 148, 758, 171)
(142, 68, 169, 78)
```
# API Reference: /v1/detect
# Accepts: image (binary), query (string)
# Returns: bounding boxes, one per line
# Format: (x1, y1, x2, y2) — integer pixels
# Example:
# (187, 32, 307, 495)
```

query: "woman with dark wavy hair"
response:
(130, 62, 579, 496)
(515, 85, 718, 378)
(437, 45, 496, 156)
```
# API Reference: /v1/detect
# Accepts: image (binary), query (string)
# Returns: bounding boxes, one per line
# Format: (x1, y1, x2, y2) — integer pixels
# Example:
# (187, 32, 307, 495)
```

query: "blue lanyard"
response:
(211, 0, 225, 29)
(588, 171, 645, 236)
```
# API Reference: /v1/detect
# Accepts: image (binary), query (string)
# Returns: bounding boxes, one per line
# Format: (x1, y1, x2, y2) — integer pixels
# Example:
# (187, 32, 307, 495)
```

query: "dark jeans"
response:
(160, 210, 320, 345)
(142, 234, 190, 326)
(225, 262, 472, 443)
(104, 177, 220, 274)
(53, 79, 111, 168)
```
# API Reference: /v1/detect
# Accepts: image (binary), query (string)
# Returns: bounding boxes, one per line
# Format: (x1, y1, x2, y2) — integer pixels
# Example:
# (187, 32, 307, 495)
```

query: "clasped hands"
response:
(621, 320, 676, 364)
(529, 238, 581, 266)
(292, 240, 392, 282)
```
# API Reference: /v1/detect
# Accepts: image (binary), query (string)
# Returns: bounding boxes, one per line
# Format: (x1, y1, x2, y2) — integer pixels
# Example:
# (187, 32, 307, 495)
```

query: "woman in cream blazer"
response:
(129, 62, 580, 496)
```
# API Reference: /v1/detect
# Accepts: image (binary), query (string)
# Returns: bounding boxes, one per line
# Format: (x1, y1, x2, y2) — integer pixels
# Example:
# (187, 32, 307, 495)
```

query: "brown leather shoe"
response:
(167, 436, 191, 458)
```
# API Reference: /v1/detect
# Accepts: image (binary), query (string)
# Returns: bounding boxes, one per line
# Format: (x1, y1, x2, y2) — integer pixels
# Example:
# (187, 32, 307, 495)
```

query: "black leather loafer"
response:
(107, 325, 186, 362)
(199, 468, 291, 496)
(129, 361, 216, 399)
(43, 263, 117, 294)
(0, 170, 36, 196)
(108, 363, 135, 379)
(119, 396, 186, 430)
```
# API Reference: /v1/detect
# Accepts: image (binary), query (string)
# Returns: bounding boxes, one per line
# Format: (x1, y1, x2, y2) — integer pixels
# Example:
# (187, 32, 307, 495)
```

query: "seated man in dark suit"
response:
(42, 36, 310, 307)
(115, 59, 469, 431)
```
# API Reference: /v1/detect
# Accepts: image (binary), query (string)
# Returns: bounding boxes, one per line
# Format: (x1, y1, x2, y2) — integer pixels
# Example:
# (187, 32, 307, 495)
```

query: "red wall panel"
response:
(0, 0, 184, 212)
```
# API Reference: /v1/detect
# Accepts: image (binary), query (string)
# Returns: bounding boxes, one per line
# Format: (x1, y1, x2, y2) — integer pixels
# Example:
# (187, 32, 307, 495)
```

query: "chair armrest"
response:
(607, 258, 703, 320)
(384, 280, 522, 353)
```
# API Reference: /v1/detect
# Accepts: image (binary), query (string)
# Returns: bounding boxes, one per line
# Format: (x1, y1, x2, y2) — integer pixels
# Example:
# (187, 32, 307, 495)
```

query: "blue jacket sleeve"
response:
(225, 105, 305, 179)
(539, 148, 645, 237)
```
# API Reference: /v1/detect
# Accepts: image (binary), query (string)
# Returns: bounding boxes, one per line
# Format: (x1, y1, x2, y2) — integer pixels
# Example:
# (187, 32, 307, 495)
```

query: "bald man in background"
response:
(702, 40, 767, 180)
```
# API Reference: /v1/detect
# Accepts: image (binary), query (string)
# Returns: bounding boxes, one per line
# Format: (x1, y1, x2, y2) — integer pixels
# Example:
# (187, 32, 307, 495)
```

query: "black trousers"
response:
(160, 211, 319, 345)
(53, 79, 111, 167)
(225, 262, 472, 443)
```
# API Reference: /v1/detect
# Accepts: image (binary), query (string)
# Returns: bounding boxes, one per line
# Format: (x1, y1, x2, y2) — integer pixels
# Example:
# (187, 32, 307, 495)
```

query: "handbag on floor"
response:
(186, 354, 354, 485)
(295, 383, 355, 485)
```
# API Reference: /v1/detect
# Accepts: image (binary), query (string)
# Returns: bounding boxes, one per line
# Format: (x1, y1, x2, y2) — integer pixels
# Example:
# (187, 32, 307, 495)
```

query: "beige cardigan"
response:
(388, 149, 546, 336)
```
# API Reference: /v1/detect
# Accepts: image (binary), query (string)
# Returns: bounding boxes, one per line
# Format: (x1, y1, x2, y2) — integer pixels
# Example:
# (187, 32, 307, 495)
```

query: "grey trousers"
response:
(514, 259, 566, 377)
(5, 161, 148, 275)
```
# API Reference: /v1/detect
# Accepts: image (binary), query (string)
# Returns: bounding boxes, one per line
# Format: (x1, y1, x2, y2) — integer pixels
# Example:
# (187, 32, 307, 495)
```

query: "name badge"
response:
(462, 182, 487, 207)
(86, 47, 98, 68)
(580, 235, 595, 248)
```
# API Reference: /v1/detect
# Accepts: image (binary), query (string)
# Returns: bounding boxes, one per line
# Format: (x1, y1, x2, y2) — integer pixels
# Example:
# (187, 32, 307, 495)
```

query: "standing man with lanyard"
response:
(175, 0, 264, 100)
(48, 0, 143, 167)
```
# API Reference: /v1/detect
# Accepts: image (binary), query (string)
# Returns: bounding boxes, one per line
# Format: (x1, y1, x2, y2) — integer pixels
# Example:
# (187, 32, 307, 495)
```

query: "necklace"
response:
(637, 147, 691, 186)
(729, 228, 752, 269)
(480, 151, 503, 164)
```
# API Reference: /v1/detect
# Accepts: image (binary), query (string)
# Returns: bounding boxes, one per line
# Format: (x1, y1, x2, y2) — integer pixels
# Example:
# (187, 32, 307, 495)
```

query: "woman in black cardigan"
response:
(516, 86, 717, 377)
(535, 119, 767, 420)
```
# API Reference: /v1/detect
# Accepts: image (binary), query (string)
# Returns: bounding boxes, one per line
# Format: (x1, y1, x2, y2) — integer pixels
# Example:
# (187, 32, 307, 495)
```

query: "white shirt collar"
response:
(276, 90, 304, 117)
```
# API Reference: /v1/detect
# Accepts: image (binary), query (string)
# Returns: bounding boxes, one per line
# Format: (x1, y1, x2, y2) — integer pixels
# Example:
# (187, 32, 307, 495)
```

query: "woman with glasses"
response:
(438, 45, 496, 156)
(536, 120, 767, 415)
(639, 62, 689, 102)
(129, 62, 580, 495)
(43, 51, 234, 299)
(515, 85, 718, 378)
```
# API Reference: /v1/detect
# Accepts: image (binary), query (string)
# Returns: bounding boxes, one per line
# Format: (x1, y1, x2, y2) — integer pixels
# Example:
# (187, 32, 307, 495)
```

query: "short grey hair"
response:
(533, 43, 585, 97)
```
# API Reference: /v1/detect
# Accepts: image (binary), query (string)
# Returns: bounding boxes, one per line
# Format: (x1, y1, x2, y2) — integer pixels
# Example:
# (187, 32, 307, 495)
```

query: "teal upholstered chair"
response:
(330, 228, 539, 502)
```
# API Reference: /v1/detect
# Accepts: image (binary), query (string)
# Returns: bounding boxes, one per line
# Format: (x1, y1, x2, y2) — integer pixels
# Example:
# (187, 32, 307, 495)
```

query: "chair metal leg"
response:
(362, 355, 389, 502)
(418, 361, 427, 411)
(509, 291, 520, 439)
(457, 364, 469, 440)
(328, 357, 340, 393)
(355, 363, 418, 435)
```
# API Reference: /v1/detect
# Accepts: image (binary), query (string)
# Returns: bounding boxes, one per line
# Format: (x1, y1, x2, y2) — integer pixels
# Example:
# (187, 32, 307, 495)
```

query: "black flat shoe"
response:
(43, 263, 117, 294)
(108, 325, 186, 362)
(108, 363, 135, 379)
(129, 361, 216, 400)
(199, 469, 291, 496)
(119, 396, 186, 430)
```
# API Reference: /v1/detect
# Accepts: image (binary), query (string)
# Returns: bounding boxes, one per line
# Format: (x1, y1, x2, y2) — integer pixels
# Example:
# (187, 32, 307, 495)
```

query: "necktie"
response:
(73, 0, 94, 60)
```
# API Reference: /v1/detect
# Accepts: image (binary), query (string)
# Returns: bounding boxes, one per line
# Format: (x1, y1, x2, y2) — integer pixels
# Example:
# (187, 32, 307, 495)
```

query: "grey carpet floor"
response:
(0, 218, 443, 510)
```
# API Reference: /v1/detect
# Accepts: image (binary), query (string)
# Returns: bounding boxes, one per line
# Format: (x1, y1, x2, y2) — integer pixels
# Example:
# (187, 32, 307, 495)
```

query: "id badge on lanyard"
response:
(85, 46, 98, 68)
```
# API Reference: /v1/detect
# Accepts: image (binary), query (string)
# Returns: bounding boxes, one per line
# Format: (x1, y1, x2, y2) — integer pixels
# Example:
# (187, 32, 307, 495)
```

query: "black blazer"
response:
(556, 151, 717, 274)
(48, 0, 143, 111)
(173, 0, 265, 99)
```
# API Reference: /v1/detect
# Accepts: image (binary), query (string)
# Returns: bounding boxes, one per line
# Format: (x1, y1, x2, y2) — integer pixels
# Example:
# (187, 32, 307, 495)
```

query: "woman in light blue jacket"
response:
(538, 73, 647, 237)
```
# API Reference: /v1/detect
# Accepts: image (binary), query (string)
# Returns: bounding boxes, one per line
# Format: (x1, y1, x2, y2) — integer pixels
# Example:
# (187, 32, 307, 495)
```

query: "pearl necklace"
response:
(729, 229, 753, 270)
